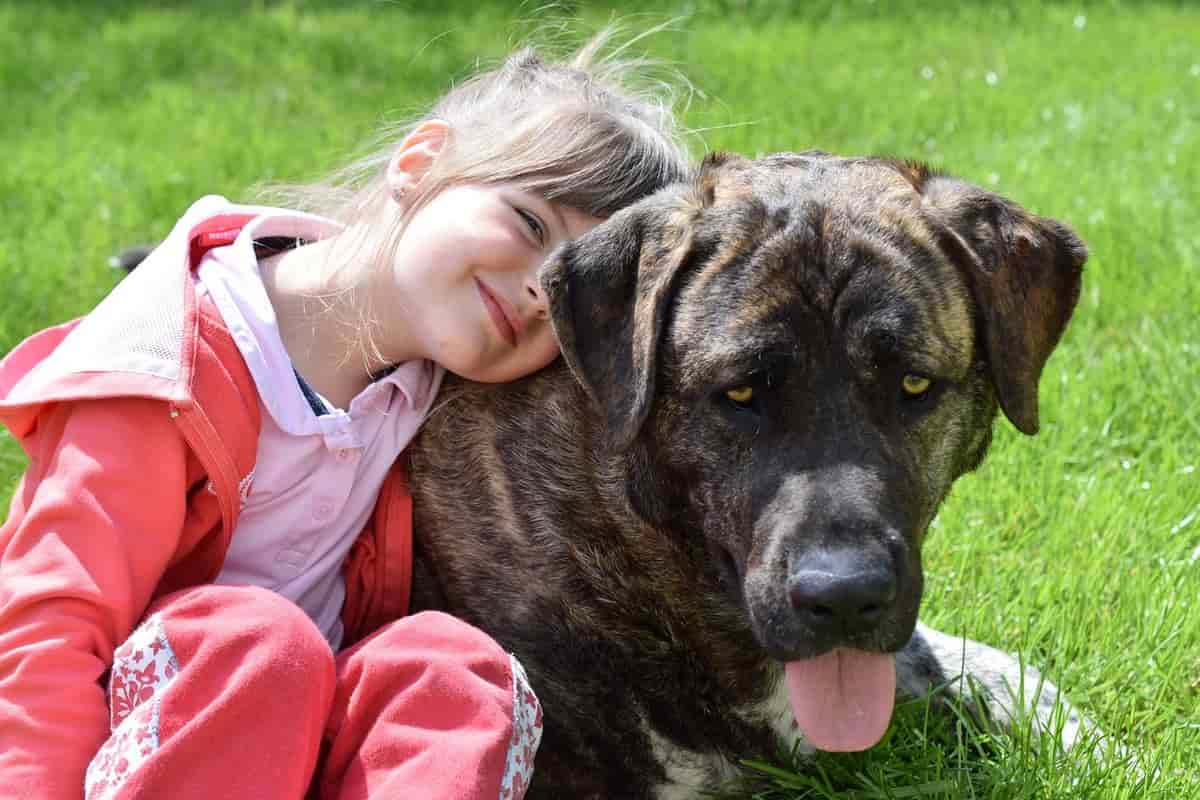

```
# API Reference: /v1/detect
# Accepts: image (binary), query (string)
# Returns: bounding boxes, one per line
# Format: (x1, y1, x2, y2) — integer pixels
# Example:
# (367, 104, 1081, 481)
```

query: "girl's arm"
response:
(0, 397, 196, 798)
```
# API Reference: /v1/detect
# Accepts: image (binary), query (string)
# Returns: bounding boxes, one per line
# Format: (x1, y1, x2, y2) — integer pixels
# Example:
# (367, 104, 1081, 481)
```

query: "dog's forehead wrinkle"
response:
(688, 334, 786, 367)
(823, 244, 914, 344)
(822, 222, 977, 377)
(671, 307, 818, 384)
(853, 278, 973, 375)
(676, 190, 881, 350)
(669, 254, 797, 359)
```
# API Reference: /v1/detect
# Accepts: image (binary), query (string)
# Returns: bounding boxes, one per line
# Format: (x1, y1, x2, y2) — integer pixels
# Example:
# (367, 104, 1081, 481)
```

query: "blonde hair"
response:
(263, 25, 692, 369)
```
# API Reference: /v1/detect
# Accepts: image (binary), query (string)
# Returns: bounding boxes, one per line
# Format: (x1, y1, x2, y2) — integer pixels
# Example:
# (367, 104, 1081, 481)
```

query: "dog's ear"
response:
(921, 176, 1087, 435)
(541, 153, 745, 449)
(540, 195, 693, 450)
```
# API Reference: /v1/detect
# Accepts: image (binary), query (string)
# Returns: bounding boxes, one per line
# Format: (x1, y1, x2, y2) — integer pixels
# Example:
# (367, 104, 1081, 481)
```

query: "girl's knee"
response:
(93, 586, 333, 799)
(361, 611, 512, 678)
(343, 611, 528, 710)
(147, 584, 335, 681)
(326, 612, 542, 800)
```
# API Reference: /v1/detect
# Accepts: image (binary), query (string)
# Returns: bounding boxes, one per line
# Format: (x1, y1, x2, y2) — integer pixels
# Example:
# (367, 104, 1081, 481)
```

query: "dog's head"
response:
(540, 151, 1085, 749)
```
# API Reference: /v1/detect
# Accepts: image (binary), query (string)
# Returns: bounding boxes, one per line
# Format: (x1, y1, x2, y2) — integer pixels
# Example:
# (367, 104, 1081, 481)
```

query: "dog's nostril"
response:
(789, 558, 898, 635)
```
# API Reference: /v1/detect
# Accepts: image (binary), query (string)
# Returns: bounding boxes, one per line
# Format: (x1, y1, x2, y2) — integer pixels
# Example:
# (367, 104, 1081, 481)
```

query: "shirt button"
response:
(335, 448, 357, 463)
(313, 501, 334, 521)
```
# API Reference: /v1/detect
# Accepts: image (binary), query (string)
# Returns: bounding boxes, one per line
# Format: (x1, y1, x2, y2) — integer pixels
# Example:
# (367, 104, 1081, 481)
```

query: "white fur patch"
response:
(644, 669, 811, 798)
(758, 666, 814, 757)
(644, 724, 722, 799)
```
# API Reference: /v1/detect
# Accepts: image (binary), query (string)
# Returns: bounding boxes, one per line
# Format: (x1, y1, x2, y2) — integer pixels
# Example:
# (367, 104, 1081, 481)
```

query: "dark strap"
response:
(293, 368, 330, 417)
(252, 235, 306, 259)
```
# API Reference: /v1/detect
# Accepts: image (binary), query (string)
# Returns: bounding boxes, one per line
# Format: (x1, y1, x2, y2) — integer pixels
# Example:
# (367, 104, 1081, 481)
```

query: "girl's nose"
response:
(524, 275, 550, 320)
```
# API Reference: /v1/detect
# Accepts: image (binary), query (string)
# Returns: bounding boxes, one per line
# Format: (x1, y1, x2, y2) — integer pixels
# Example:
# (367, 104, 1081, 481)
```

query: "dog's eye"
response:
(725, 385, 755, 406)
(901, 374, 932, 398)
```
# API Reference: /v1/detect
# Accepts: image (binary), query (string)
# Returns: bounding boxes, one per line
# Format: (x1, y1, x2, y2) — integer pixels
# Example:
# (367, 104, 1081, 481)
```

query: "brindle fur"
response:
(406, 152, 1094, 798)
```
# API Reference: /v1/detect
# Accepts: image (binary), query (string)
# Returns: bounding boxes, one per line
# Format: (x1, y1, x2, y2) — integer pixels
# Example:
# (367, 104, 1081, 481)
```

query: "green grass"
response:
(2, 0, 1197, 796)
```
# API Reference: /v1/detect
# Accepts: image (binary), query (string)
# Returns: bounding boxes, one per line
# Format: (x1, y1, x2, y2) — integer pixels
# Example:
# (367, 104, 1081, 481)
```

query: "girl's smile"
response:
(475, 276, 520, 348)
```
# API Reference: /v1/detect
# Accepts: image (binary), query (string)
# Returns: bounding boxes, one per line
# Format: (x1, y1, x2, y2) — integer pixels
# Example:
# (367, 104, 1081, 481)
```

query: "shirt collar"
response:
(199, 208, 444, 435)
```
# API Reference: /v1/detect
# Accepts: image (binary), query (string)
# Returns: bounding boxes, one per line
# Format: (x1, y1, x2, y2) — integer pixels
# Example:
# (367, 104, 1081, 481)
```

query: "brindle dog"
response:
(407, 151, 1093, 799)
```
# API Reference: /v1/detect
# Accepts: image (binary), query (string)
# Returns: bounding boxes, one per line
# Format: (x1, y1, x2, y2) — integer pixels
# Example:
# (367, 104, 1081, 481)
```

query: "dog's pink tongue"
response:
(785, 649, 896, 752)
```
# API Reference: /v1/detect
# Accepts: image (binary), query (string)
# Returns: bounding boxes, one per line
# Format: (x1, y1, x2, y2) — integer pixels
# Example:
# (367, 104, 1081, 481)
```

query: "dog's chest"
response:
(646, 670, 810, 798)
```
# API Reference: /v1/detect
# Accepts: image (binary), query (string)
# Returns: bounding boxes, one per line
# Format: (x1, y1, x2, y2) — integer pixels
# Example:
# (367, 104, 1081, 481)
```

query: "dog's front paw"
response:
(896, 622, 1131, 764)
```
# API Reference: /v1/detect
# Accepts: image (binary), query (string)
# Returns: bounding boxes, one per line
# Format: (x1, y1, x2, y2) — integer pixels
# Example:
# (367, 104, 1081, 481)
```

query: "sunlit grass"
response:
(1, 1, 1196, 796)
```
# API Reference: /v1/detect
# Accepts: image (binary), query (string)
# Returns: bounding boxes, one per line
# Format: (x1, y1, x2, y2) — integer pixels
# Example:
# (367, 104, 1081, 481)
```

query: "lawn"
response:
(1, 0, 1197, 797)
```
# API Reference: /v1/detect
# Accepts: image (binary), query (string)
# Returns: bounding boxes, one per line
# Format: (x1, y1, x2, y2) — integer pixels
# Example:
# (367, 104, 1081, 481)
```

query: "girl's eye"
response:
(901, 373, 932, 398)
(516, 208, 546, 246)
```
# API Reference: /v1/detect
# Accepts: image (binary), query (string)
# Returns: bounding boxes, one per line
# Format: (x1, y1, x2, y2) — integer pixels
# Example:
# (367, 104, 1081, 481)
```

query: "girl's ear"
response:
(386, 120, 450, 200)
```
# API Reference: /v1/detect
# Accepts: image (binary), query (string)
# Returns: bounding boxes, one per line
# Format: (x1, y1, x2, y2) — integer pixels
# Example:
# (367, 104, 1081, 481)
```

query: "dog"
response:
(404, 151, 1097, 798)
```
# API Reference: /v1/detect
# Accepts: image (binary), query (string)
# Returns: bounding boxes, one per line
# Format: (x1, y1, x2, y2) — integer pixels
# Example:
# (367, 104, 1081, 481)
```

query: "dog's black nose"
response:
(788, 549, 898, 636)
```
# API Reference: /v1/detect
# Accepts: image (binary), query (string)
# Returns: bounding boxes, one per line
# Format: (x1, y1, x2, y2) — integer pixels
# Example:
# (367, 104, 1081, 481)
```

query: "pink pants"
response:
(83, 586, 541, 800)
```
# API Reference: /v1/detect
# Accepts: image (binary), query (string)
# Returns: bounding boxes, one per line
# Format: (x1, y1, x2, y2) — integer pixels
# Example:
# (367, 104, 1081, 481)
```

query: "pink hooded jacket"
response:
(0, 197, 415, 796)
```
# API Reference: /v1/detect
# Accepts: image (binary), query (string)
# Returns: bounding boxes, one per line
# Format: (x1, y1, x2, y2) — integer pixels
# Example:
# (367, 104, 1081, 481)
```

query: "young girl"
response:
(0, 32, 690, 800)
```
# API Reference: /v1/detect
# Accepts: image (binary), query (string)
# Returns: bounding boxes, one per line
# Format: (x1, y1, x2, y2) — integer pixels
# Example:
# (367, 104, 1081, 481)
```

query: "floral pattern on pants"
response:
(85, 613, 180, 800)
(499, 655, 542, 800)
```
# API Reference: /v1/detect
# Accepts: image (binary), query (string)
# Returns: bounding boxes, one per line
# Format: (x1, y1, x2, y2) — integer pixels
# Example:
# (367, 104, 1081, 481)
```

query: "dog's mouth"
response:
(737, 567, 906, 752)
(732, 536, 917, 753)
(783, 648, 897, 752)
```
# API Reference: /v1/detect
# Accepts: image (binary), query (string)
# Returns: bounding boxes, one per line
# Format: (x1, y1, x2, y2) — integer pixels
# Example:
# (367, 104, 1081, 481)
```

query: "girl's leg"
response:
(317, 611, 542, 800)
(85, 585, 336, 800)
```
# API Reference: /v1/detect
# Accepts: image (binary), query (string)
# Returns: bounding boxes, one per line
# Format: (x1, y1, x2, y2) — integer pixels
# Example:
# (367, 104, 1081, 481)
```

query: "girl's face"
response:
(384, 181, 602, 383)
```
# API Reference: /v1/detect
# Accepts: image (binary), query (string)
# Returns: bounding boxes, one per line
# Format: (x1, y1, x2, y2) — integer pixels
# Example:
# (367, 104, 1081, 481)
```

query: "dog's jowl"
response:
(407, 152, 1094, 798)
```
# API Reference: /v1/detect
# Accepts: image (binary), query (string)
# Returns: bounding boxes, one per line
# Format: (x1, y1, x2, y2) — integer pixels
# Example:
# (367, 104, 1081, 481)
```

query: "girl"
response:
(0, 32, 690, 800)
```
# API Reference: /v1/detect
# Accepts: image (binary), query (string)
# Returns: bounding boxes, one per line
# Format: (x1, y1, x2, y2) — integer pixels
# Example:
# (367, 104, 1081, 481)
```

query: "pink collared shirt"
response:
(196, 210, 443, 650)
